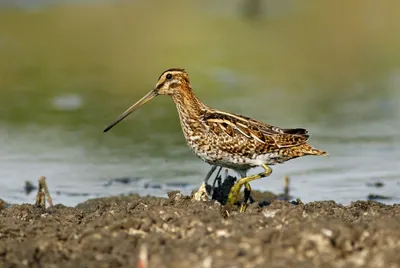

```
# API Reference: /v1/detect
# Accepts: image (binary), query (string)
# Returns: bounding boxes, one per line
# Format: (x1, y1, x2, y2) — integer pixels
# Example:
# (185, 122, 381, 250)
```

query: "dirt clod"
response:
(0, 193, 399, 268)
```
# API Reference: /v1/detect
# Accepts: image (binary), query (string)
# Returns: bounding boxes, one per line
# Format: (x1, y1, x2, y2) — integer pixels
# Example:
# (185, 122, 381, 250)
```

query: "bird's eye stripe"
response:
(157, 82, 164, 89)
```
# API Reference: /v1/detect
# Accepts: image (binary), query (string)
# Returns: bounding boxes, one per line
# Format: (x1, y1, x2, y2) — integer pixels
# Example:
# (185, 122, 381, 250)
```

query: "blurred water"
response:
(0, 1, 399, 206)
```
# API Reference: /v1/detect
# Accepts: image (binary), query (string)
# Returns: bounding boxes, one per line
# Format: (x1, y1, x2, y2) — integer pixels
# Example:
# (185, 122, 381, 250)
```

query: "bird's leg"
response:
(210, 166, 223, 198)
(192, 165, 217, 201)
(204, 165, 217, 185)
(227, 164, 272, 211)
(241, 182, 252, 212)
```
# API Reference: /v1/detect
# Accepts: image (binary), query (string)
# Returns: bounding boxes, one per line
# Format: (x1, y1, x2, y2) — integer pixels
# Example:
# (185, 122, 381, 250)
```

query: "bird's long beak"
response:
(103, 89, 158, 132)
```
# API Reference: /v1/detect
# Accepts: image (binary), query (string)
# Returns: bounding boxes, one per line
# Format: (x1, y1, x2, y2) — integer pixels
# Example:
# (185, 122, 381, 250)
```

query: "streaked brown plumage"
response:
(104, 68, 328, 211)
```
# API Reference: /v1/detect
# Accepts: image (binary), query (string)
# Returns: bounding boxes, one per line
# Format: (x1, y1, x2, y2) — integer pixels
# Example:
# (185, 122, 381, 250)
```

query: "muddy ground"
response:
(0, 191, 399, 268)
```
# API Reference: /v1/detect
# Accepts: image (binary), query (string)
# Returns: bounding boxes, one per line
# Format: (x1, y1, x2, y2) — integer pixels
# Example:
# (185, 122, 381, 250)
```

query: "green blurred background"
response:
(0, 0, 399, 205)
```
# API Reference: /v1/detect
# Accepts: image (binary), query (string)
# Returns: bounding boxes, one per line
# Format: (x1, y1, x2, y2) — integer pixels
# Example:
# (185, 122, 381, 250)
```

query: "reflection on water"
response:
(0, 1, 400, 206)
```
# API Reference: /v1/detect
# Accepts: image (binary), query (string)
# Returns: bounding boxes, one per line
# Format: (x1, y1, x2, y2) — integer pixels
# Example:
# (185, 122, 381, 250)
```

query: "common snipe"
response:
(104, 68, 328, 211)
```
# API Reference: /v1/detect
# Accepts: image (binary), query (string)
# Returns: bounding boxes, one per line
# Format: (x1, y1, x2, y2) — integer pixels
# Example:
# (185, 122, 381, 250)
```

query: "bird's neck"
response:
(172, 87, 206, 120)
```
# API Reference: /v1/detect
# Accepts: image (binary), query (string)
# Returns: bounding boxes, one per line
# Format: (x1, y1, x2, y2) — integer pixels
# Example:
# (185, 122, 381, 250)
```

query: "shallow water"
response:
(0, 1, 399, 206)
(1, 74, 399, 207)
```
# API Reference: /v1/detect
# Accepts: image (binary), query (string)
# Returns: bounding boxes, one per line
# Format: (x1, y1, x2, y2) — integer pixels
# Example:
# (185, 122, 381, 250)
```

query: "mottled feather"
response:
(202, 109, 309, 150)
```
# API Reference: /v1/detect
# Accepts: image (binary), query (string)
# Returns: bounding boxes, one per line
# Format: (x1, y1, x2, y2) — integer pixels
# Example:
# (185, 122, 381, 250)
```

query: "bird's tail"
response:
(304, 144, 329, 156)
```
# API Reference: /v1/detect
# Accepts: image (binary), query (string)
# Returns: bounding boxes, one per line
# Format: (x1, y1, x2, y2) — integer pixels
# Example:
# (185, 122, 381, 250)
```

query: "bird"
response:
(103, 68, 328, 212)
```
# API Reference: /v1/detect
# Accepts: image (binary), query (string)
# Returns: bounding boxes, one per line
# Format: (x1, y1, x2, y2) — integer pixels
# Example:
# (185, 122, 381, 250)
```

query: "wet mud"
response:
(0, 190, 399, 268)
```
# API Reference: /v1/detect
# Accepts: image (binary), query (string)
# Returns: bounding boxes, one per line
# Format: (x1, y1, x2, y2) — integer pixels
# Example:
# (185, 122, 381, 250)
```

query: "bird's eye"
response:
(166, 73, 172, 80)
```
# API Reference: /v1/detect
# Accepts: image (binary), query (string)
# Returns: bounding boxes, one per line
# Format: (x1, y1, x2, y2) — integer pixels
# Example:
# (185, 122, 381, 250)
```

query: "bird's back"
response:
(183, 108, 327, 168)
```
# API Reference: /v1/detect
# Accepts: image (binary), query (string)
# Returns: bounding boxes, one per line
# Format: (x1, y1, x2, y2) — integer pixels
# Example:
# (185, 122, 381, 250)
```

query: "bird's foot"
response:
(227, 165, 272, 212)
(227, 181, 252, 212)
(226, 182, 243, 207)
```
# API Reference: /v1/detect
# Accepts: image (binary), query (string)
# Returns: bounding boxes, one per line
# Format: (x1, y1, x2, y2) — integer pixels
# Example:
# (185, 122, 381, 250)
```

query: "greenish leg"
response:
(227, 164, 272, 212)
(240, 182, 252, 212)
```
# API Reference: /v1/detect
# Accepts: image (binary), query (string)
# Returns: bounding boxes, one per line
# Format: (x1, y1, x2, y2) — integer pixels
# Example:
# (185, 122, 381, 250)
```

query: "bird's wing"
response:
(202, 109, 309, 148)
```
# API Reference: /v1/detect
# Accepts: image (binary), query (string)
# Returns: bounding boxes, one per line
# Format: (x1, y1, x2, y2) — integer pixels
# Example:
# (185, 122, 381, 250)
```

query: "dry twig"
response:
(35, 176, 53, 208)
